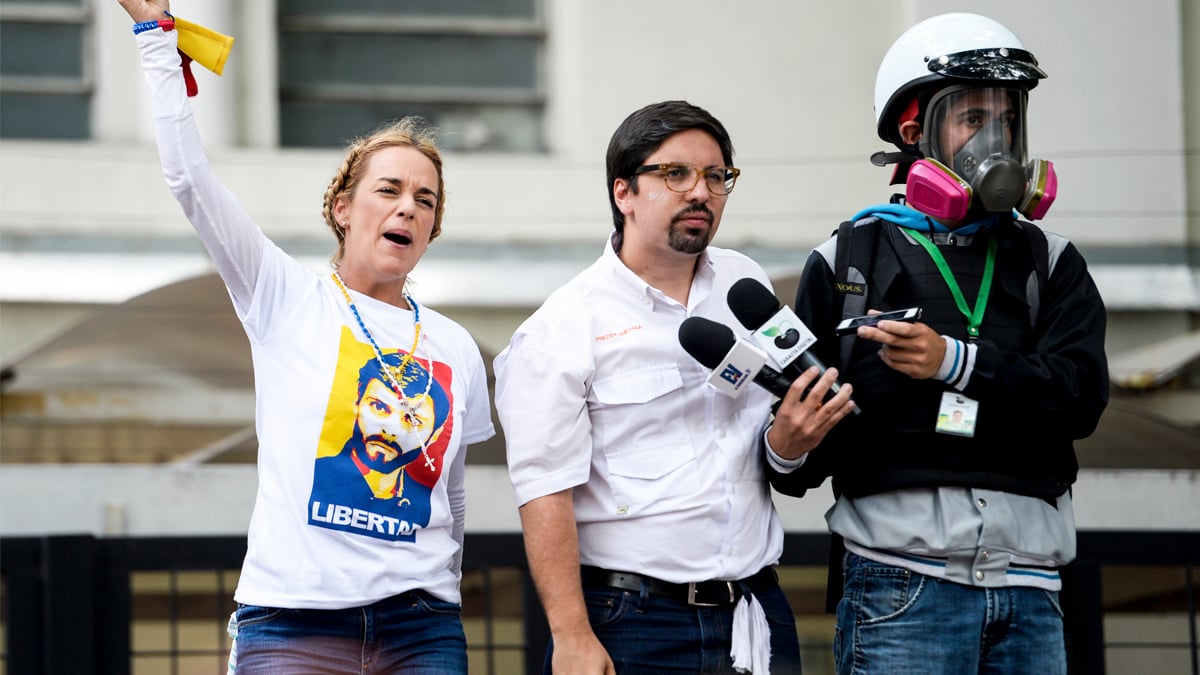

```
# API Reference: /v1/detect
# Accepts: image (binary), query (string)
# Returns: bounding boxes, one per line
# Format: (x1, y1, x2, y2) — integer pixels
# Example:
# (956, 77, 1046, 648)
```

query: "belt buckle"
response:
(687, 581, 735, 607)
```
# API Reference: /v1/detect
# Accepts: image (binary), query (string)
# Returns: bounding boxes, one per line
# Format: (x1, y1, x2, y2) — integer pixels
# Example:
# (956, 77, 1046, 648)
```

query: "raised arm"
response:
(122, 0, 266, 316)
(117, 0, 169, 24)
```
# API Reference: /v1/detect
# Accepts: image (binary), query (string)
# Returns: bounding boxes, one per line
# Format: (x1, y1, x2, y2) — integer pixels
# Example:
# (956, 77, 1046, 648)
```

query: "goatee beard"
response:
(668, 222, 710, 254)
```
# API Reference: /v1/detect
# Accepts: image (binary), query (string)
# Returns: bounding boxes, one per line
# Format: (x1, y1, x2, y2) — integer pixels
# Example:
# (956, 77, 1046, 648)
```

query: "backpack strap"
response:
(833, 218, 880, 372)
(1015, 220, 1050, 327)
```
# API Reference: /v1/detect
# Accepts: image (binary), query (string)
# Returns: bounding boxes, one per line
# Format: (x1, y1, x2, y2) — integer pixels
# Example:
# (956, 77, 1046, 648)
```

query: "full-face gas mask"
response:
(872, 13, 1057, 223)
(904, 87, 1056, 222)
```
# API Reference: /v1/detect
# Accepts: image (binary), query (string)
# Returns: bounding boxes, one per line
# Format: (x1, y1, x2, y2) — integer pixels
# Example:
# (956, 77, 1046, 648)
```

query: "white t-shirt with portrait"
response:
(137, 28, 494, 608)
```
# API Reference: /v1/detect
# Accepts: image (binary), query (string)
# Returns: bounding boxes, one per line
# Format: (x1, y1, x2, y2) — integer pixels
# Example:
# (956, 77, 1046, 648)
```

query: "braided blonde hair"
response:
(321, 117, 446, 268)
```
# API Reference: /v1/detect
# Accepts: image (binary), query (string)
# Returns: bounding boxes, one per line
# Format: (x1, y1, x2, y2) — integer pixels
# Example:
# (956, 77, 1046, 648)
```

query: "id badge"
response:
(936, 392, 978, 437)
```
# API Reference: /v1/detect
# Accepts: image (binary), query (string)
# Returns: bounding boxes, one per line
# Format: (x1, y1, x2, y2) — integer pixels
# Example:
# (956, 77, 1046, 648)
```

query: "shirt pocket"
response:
(589, 365, 695, 482)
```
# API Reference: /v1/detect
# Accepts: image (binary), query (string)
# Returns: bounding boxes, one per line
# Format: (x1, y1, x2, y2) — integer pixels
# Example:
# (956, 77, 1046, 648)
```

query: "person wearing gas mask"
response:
(765, 13, 1109, 674)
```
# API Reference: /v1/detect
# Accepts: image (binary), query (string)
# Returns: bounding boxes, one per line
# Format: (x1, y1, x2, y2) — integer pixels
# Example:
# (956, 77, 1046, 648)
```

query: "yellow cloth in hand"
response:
(174, 16, 235, 76)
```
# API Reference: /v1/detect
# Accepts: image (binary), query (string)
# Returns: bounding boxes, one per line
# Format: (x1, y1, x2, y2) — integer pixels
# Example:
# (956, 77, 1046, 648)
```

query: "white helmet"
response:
(874, 13, 1046, 146)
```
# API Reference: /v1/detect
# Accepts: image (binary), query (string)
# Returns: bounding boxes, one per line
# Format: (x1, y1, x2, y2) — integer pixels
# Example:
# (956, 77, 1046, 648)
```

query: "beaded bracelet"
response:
(132, 18, 175, 35)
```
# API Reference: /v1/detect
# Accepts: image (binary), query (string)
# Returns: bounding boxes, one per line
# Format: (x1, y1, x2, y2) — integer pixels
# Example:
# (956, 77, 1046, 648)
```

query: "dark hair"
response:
(605, 100, 734, 232)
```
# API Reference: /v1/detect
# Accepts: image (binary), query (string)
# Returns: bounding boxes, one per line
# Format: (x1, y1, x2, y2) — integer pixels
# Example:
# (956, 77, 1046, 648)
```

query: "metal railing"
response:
(2, 532, 1196, 675)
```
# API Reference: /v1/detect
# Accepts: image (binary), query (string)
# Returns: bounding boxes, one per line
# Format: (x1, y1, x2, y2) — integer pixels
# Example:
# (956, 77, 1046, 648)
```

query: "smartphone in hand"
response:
(835, 307, 922, 336)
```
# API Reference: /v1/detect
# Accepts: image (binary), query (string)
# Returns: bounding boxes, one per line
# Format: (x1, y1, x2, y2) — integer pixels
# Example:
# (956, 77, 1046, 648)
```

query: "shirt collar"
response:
(602, 231, 714, 310)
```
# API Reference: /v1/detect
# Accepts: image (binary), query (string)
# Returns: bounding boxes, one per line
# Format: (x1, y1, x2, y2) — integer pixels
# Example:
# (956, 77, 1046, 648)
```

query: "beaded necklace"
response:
(332, 272, 438, 472)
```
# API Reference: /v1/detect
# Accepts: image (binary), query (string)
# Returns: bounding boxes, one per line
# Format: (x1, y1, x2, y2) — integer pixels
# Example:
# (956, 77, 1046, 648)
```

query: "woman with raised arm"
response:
(117, 1, 495, 672)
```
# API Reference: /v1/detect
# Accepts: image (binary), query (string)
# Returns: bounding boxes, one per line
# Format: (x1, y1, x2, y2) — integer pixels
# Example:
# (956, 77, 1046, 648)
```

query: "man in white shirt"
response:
(495, 100, 856, 675)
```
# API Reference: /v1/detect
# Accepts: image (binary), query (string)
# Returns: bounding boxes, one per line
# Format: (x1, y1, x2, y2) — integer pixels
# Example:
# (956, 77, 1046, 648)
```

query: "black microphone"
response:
(678, 316, 794, 399)
(726, 277, 859, 413)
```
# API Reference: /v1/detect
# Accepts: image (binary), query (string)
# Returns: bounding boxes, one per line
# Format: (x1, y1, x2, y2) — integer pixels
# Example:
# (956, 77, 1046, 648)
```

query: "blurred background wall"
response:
(1, 0, 1197, 537)
(2, 1, 1197, 672)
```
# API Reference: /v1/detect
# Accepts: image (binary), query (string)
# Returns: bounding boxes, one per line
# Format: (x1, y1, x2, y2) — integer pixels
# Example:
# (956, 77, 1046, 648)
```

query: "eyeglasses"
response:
(631, 163, 741, 195)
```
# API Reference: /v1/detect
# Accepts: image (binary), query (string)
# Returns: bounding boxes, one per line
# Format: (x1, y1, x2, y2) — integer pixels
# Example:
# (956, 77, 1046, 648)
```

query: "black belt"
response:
(580, 565, 778, 607)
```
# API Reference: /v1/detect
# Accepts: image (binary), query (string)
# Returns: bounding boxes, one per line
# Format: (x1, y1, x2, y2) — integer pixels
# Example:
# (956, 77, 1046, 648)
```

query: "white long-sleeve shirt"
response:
(136, 28, 494, 607)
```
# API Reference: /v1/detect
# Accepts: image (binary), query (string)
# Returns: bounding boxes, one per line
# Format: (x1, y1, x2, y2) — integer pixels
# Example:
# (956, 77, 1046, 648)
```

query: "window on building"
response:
(0, 0, 91, 140)
(277, 0, 544, 153)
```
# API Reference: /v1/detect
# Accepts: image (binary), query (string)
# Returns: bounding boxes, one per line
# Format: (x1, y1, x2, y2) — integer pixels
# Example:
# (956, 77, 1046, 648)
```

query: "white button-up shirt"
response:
(495, 236, 784, 583)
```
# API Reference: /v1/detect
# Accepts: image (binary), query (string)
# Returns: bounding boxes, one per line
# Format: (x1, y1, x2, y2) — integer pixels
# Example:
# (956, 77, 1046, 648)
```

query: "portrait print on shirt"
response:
(308, 327, 454, 542)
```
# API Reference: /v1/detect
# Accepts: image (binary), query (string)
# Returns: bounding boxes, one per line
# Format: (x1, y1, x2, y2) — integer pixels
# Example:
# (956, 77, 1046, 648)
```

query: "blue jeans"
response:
(547, 578, 803, 674)
(232, 590, 467, 674)
(834, 552, 1066, 675)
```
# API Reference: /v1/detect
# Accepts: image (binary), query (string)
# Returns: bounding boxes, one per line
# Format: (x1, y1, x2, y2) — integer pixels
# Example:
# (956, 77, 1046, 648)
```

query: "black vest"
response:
(828, 222, 1077, 501)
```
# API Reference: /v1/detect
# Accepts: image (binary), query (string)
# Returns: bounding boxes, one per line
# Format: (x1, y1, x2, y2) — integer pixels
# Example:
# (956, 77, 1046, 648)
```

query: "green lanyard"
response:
(908, 231, 997, 341)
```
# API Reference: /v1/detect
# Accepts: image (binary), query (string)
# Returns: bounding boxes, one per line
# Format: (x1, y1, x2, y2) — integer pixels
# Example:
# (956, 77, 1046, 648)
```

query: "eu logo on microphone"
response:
(719, 363, 749, 387)
(705, 336, 768, 398)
